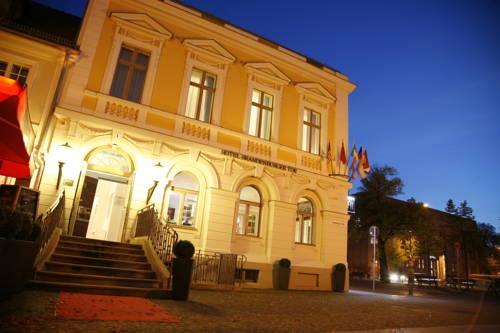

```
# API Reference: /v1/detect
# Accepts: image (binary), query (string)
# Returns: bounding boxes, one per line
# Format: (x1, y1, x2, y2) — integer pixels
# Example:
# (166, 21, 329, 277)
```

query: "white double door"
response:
(86, 178, 128, 242)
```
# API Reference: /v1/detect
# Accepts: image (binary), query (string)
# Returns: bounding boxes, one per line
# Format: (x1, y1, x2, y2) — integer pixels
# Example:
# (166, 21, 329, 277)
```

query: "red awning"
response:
(0, 76, 33, 178)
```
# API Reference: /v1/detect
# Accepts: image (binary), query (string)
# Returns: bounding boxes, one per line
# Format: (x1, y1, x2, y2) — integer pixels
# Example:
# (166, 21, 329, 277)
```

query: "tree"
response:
(445, 199, 457, 214)
(457, 200, 475, 220)
(354, 165, 408, 282)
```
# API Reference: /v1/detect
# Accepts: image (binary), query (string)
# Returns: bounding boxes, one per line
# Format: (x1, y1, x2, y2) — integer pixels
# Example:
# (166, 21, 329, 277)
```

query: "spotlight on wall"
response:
(146, 162, 164, 204)
(56, 142, 72, 190)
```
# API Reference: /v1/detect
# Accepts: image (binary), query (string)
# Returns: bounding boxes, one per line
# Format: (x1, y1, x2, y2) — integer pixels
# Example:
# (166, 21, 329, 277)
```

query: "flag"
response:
(347, 144, 358, 180)
(357, 147, 369, 179)
(340, 142, 347, 166)
(326, 141, 334, 175)
(363, 150, 371, 174)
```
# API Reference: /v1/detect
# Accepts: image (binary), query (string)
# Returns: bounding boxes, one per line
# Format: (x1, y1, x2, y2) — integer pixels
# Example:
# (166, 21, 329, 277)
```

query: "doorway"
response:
(73, 170, 129, 242)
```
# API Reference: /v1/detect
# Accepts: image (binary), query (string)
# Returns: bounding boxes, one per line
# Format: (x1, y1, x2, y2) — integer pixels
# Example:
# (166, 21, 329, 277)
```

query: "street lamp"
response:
(146, 162, 164, 204)
(55, 142, 72, 190)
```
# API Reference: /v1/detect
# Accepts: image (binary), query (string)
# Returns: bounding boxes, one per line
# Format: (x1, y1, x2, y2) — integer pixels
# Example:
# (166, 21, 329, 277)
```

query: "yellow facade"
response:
(38, 0, 356, 291)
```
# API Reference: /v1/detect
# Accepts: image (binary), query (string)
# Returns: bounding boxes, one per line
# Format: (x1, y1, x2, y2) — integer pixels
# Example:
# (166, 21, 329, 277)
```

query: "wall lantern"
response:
(55, 142, 73, 190)
(146, 162, 164, 204)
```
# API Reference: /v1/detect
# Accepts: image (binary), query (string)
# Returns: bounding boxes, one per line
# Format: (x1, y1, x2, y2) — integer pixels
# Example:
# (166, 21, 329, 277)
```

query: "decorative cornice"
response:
(183, 39, 235, 64)
(110, 12, 173, 41)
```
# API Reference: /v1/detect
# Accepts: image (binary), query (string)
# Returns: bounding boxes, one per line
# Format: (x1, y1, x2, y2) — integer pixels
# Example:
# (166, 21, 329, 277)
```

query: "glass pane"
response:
(199, 89, 213, 122)
(88, 149, 132, 174)
(298, 198, 312, 214)
(311, 127, 320, 154)
(303, 109, 310, 122)
(127, 68, 146, 102)
(249, 105, 259, 136)
(135, 53, 149, 67)
(302, 124, 310, 152)
(20, 67, 29, 77)
(263, 93, 273, 108)
(119, 47, 133, 61)
(204, 73, 216, 88)
(109, 63, 128, 98)
(236, 204, 246, 235)
(17, 75, 27, 86)
(295, 218, 301, 243)
(190, 68, 203, 84)
(260, 109, 272, 140)
(182, 193, 197, 226)
(167, 191, 181, 224)
(173, 172, 199, 191)
(251, 89, 261, 103)
(185, 85, 200, 118)
(311, 111, 320, 126)
(302, 217, 312, 244)
(11, 64, 20, 75)
(247, 205, 260, 236)
(0, 62, 7, 76)
(240, 186, 260, 203)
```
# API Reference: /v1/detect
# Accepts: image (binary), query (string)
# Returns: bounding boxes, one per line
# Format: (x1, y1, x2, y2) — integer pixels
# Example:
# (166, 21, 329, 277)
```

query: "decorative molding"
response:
(301, 155, 322, 171)
(291, 174, 310, 185)
(183, 39, 235, 65)
(232, 159, 256, 172)
(182, 121, 210, 140)
(160, 142, 190, 155)
(264, 168, 287, 178)
(122, 133, 155, 150)
(247, 140, 271, 157)
(110, 13, 173, 42)
(316, 180, 335, 190)
(103, 101, 139, 121)
(200, 152, 226, 164)
(77, 123, 113, 140)
(296, 82, 336, 105)
(244, 62, 291, 88)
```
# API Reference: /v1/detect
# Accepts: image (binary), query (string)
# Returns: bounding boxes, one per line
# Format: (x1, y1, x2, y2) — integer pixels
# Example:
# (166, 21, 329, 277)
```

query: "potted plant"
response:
(171, 240, 195, 301)
(0, 207, 41, 299)
(274, 258, 291, 290)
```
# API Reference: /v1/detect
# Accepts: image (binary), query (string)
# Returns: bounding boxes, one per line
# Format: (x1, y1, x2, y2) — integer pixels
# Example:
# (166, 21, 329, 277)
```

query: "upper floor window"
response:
(302, 108, 321, 154)
(166, 172, 199, 227)
(185, 68, 216, 123)
(109, 46, 150, 103)
(236, 186, 261, 236)
(249, 89, 273, 140)
(0, 60, 30, 86)
(295, 197, 314, 245)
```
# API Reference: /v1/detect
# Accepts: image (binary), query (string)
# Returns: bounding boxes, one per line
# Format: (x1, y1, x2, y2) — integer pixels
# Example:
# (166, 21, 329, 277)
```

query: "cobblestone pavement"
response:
(0, 286, 499, 333)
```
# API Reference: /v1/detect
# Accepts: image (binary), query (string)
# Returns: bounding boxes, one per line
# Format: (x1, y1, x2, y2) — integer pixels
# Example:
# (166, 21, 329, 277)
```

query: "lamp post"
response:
(55, 142, 72, 190)
(146, 162, 163, 204)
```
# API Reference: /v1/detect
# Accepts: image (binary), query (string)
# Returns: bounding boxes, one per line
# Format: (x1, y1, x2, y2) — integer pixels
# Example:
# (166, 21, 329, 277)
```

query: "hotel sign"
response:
(221, 150, 297, 173)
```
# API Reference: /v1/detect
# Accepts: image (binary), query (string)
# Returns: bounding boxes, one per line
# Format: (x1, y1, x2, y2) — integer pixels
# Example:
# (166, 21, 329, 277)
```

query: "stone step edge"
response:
(60, 236, 142, 248)
(45, 260, 156, 275)
(35, 270, 160, 284)
(58, 240, 143, 253)
(28, 279, 168, 293)
(55, 246, 147, 259)
(51, 253, 151, 267)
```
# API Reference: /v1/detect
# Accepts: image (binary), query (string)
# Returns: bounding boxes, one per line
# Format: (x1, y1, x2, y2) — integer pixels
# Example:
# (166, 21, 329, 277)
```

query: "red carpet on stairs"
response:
(56, 292, 180, 323)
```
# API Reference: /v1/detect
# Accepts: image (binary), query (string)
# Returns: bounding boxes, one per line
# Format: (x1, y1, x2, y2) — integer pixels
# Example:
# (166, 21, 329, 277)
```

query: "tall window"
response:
(185, 68, 216, 122)
(0, 61, 30, 86)
(249, 89, 273, 140)
(236, 186, 261, 236)
(166, 172, 199, 227)
(110, 46, 150, 103)
(295, 197, 313, 244)
(302, 109, 321, 154)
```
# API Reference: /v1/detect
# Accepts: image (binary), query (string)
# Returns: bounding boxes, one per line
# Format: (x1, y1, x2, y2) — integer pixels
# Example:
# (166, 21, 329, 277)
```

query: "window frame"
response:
(166, 186, 198, 227)
(302, 108, 321, 155)
(235, 186, 262, 237)
(185, 68, 217, 123)
(109, 45, 150, 103)
(249, 88, 274, 140)
(0, 60, 31, 86)
(295, 197, 315, 245)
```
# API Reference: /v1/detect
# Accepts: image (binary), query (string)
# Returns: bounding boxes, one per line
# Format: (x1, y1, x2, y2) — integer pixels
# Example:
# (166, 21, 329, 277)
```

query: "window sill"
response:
(294, 242, 315, 247)
(170, 224, 198, 232)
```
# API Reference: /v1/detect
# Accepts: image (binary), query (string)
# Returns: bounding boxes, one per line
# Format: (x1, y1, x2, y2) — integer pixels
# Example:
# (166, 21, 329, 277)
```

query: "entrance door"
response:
(86, 178, 128, 242)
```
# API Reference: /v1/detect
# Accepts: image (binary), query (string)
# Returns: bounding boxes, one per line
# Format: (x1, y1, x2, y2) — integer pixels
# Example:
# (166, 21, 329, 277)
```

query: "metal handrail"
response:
(192, 249, 247, 289)
(37, 190, 65, 253)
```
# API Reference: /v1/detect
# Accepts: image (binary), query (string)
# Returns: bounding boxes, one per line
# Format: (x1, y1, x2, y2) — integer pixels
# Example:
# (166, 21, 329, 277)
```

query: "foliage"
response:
(0, 207, 37, 241)
(456, 200, 475, 220)
(445, 199, 457, 214)
(173, 240, 195, 259)
(278, 258, 291, 268)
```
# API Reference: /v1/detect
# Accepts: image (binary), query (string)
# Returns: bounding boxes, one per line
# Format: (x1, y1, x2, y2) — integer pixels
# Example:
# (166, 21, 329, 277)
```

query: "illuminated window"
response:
(87, 149, 133, 176)
(166, 172, 199, 227)
(248, 89, 273, 140)
(0, 61, 30, 86)
(302, 109, 321, 154)
(110, 46, 150, 103)
(235, 186, 261, 236)
(295, 197, 314, 245)
(0, 61, 7, 76)
(185, 68, 216, 123)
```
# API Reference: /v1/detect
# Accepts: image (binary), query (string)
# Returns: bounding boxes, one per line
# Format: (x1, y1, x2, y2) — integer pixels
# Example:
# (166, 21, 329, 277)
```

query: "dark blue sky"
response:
(39, 0, 500, 230)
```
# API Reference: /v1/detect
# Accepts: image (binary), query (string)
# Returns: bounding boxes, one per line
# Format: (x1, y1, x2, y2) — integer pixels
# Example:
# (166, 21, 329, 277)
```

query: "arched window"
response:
(166, 172, 199, 227)
(295, 197, 313, 244)
(87, 148, 133, 176)
(236, 186, 261, 236)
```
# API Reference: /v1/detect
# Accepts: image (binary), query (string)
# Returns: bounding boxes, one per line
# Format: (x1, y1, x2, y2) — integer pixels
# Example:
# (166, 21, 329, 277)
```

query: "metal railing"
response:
(134, 204, 178, 264)
(192, 250, 247, 290)
(36, 190, 65, 253)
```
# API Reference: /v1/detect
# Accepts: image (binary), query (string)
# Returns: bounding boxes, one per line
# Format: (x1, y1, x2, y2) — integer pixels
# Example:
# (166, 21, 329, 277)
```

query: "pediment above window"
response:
(111, 13, 172, 46)
(245, 62, 291, 89)
(296, 82, 336, 108)
(183, 39, 235, 66)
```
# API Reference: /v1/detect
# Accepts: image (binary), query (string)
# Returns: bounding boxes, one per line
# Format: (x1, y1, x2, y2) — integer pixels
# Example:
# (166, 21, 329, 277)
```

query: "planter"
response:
(277, 266, 291, 290)
(0, 239, 39, 298)
(332, 263, 347, 292)
(171, 257, 193, 301)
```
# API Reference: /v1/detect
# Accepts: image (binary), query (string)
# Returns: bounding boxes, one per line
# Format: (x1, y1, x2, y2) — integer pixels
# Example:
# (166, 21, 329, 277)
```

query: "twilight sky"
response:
(38, 0, 500, 230)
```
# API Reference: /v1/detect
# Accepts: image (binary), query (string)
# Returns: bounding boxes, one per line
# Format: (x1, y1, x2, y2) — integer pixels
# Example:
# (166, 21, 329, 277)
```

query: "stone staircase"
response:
(30, 235, 169, 298)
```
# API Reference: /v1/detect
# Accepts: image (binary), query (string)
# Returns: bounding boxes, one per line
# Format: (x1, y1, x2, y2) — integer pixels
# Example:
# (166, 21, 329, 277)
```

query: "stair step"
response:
(45, 261, 157, 279)
(50, 254, 151, 270)
(59, 236, 142, 249)
(55, 246, 147, 262)
(35, 271, 160, 289)
(28, 280, 170, 298)
(58, 240, 144, 255)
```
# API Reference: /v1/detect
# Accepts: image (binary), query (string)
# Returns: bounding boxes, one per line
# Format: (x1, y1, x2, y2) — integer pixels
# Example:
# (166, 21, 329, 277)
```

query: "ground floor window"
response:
(166, 172, 199, 227)
(295, 197, 314, 244)
(235, 186, 261, 236)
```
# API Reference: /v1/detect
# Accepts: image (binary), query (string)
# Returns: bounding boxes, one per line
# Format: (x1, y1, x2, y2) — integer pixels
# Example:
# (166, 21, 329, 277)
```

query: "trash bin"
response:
(332, 263, 346, 292)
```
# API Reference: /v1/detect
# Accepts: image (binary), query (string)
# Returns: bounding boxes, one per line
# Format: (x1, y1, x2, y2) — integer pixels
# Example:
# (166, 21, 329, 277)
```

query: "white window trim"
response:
(0, 52, 38, 88)
(100, 13, 172, 105)
(243, 63, 290, 142)
(178, 39, 235, 126)
(295, 83, 336, 155)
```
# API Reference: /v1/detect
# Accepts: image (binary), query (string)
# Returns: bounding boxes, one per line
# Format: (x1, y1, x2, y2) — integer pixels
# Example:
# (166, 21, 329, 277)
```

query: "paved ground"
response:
(1, 282, 499, 333)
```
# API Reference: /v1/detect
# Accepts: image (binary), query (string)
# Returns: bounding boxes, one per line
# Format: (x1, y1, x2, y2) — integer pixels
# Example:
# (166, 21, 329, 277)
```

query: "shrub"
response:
(278, 258, 291, 268)
(173, 240, 195, 259)
(0, 207, 37, 241)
